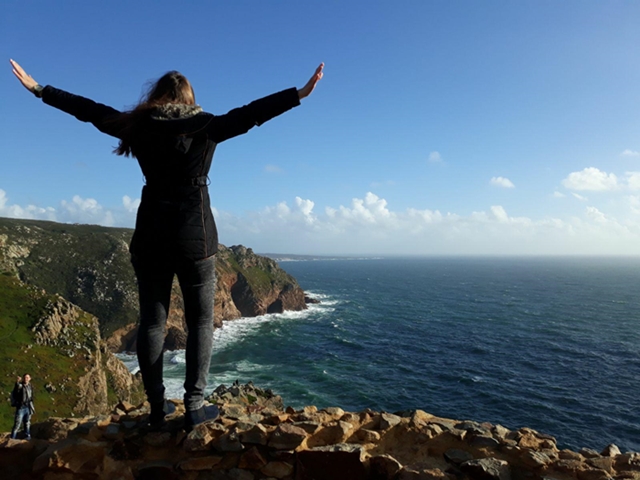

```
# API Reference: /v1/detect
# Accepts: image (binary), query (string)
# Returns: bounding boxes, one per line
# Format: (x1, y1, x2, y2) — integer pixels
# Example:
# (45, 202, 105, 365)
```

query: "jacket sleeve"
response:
(41, 86, 124, 138)
(206, 87, 300, 143)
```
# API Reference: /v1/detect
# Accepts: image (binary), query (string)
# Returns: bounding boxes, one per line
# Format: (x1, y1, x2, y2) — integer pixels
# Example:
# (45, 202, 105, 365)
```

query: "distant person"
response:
(10, 59, 323, 429)
(11, 374, 35, 440)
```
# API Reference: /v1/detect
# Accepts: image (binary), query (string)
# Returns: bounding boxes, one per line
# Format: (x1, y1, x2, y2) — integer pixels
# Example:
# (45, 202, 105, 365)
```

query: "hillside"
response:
(0, 217, 308, 352)
(0, 271, 145, 432)
(0, 216, 309, 431)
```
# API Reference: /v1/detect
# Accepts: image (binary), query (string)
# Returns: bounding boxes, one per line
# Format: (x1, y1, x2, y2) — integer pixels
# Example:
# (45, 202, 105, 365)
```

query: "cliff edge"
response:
(0, 270, 145, 433)
(1, 383, 635, 480)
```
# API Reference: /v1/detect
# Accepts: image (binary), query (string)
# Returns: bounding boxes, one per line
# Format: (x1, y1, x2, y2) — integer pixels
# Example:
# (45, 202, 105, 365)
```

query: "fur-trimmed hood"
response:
(150, 103, 203, 121)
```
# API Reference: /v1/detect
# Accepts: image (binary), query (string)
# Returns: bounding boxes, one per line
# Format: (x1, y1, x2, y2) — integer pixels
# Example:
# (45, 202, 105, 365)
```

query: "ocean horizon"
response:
(118, 255, 640, 452)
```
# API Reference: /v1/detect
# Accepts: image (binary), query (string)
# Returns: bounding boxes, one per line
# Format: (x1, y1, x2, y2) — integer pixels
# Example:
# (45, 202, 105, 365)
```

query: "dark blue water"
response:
(120, 257, 640, 452)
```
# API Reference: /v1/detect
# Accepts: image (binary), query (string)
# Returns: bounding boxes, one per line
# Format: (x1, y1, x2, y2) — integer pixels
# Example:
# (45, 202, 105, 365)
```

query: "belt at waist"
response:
(145, 176, 209, 188)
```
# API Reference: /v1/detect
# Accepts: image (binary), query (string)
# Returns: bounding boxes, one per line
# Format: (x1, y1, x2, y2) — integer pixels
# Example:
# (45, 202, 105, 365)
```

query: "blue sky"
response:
(2, 1, 640, 255)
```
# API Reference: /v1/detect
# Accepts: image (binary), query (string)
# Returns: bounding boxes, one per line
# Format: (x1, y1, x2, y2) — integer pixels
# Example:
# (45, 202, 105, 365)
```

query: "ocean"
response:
(118, 257, 640, 452)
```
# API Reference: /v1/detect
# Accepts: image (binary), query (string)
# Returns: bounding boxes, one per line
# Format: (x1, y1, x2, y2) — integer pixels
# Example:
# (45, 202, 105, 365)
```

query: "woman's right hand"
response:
(10, 59, 39, 93)
(298, 63, 324, 100)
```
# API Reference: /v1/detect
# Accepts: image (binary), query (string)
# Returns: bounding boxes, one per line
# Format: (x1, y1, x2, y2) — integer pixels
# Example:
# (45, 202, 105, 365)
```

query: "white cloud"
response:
(216, 193, 640, 255)
(295, 197, 316, 225)
(263, 201, 290, 219)
(59, 195, 113, 225)
(562, 167, 618, 191)
(490, 177, 515, 189)
(585, 206, 607, 223)
(428, 151, 442, 163)
(628, 196, 640, 215)
(0, 189, 139, 227)
(625, 172, 640, 191)
(332, 193, 394, 226)
(621, 149, 640, 157)
(122, 195, 141, 213)
(491, 205, 509, 222)
(407, 208, 443, 224)
(295, 197, 314, 216)
(264, 164, 283, 173)
(552, 191, 566, 198)
(0, 189, 56, 221)
(571, 192, 588, 201)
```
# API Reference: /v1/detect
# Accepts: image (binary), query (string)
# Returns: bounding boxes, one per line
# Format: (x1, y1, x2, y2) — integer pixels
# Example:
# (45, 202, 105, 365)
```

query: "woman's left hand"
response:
(298, 63, 324, 100)
(10, 59, 39, 93)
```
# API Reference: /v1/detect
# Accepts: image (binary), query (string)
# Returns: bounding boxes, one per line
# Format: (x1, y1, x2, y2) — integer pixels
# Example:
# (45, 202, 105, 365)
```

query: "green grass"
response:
(244, 266, 274, 294)
(0, 275, 96, 432)
(1, 217, 303, 357)
(0, 217, 139, 338)
(218, 246, 301, 296)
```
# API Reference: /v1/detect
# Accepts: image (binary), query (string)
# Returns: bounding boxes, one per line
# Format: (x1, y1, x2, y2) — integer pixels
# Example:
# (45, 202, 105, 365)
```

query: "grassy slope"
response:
(217, 246, 301, 297)
(0, 217, 303, 346)
(0, 272, 94, 432)
(0, 218, 138, 338)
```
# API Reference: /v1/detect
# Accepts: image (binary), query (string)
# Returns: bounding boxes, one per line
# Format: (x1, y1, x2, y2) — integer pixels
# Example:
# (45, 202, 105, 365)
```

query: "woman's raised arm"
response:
(207, 63, 325, 143)
(9, 59, 123, 138)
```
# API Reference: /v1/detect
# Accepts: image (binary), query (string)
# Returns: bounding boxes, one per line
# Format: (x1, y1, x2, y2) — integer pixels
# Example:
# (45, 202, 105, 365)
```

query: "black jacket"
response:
(41, 85, 300, 260)
(12, 382, 35, 414)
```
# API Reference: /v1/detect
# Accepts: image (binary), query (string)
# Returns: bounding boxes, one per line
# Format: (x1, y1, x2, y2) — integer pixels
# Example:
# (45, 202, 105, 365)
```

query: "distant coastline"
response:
(261, 253, 384, 262)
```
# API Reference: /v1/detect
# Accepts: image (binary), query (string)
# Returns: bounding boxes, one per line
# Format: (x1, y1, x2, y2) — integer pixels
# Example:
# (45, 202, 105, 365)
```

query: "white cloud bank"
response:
(215, 192, 640, 255)
(490, 177, 515, 189)
(0, 189, 139, 227)
(562, 167, 618, 191)
(4, 188, 640, 255)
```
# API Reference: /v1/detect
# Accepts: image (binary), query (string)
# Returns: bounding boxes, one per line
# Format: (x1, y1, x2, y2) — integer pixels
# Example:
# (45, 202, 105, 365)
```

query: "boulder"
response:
(268, 424, 308, 450)
(307, 421, 354, 447)
(183, 422, 225, 452)
(379, 413, 402, 430)
(261, 461, 295, 479)
(601, 444, 622, 457)
(239, 423, 270, 445)
(370, 454, 403, 480)
(460, 457, 511, 480)
(238, 447, 268, 469)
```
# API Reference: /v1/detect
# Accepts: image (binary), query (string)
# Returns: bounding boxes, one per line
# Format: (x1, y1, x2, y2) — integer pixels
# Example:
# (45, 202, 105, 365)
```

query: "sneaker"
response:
(184, 405, 219, 431)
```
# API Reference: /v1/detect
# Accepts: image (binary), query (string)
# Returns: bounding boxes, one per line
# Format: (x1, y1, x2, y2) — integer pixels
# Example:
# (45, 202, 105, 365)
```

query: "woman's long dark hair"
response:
(114, 71, 196, 157)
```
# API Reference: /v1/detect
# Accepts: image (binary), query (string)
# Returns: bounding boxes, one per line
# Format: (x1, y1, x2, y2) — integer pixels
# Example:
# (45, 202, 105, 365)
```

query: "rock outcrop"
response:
(0, 266, 145, 433)
(1, 383, 636, 480)
(31, 295, 145, 417)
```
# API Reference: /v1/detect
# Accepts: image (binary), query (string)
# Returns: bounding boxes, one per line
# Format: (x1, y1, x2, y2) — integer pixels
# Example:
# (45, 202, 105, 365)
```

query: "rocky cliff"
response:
(0, 217, 308, 433)
(0, 268, 145, 433)
(1, 383, 636, 480)
(0, 217, 308, 353)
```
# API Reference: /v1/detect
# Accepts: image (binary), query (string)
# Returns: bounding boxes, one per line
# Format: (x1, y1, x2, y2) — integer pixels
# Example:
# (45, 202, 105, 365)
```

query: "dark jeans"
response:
(11, 406, 31, 439)
(132, 255, 216, 411)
